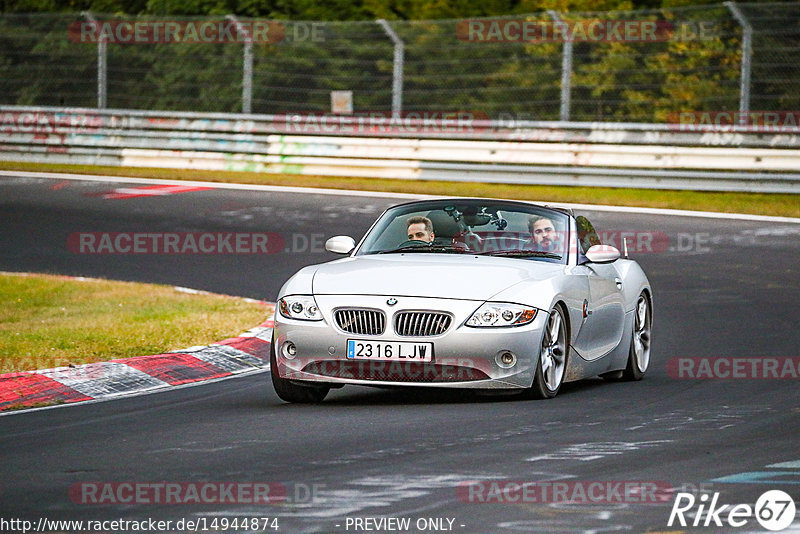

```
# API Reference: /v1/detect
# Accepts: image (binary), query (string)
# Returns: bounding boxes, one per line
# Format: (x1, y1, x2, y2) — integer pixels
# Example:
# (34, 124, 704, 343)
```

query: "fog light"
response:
(282, 341, 297, 359)
(496, 351, 517, 368)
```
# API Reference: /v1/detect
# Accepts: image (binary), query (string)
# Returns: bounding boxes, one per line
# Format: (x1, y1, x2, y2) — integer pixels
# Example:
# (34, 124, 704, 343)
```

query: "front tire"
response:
(527, 305, 569, 399)
(270, 336, 329, 403)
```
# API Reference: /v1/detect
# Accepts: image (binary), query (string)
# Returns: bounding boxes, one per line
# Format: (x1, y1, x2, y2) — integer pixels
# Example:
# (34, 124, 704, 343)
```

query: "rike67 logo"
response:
(668, 490, 796, 531)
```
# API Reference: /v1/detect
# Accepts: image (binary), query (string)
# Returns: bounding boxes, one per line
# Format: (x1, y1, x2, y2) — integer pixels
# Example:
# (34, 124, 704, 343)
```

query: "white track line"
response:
(2, 169, 799, 223)
(0, 170, 424, 199)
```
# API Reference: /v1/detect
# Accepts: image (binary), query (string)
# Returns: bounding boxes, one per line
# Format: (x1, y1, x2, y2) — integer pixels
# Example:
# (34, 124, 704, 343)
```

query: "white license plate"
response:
(347, 340, 433, 362)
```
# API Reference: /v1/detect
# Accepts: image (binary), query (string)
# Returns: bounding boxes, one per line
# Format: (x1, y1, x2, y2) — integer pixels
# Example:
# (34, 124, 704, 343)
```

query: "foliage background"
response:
(1, 1, 799, 122)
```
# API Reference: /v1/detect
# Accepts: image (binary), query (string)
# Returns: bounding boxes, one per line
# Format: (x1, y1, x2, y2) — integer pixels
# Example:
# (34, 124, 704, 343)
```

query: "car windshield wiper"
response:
(475, 249, 563, 259)
(378, 244, 467, 254)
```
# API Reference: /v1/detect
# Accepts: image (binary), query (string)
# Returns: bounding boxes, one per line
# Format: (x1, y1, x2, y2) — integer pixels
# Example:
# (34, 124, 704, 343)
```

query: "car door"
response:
(571, 214, 626, 360)
(583, 262, 626, 359)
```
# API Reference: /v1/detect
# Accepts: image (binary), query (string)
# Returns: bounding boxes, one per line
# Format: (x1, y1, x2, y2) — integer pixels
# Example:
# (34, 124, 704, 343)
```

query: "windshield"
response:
(356, 200, 570, 264)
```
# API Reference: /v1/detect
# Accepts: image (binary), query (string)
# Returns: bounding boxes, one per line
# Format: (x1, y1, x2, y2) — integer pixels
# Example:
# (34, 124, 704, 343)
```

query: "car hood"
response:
(310, 254, 564, 301)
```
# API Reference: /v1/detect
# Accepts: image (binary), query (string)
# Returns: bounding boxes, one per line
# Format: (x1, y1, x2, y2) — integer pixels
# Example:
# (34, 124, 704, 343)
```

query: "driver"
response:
(526, 216, 562, 252)
(406, 216, 435, 243)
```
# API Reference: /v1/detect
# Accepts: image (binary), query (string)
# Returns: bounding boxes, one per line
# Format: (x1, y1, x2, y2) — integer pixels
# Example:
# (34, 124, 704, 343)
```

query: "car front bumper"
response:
(273, 295, 547, 390)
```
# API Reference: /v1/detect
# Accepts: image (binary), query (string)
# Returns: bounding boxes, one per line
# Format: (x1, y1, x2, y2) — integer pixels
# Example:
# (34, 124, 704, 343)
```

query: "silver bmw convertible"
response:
(271, 198, 652, 403)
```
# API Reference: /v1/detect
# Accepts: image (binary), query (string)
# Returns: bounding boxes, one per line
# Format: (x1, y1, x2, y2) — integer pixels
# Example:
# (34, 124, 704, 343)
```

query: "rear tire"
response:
(527, 305, 569, 399)
(621, 292, 651, 381)
(270, 336, 329, 403)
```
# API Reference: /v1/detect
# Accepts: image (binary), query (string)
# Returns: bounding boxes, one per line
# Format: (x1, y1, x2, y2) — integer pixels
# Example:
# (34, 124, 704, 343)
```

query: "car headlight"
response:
(278, 295, 323, 321)
(466, 302, 537, 327)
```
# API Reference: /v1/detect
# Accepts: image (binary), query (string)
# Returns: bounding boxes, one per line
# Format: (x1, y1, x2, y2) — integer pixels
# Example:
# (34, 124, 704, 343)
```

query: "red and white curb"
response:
(0, 289, 275, 414)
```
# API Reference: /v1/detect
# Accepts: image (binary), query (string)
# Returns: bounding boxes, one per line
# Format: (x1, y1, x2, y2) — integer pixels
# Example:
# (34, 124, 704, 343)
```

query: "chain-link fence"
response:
(1, 2, 799, 123)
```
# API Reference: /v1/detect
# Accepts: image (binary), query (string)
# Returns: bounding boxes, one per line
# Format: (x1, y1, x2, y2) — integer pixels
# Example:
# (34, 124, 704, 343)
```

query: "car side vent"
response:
(395, 311, 452, 337)
(335, 309, 386, 336)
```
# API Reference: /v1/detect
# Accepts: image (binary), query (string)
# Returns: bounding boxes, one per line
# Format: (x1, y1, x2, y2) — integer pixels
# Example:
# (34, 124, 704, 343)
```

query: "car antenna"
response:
(622, 237, 629, 258)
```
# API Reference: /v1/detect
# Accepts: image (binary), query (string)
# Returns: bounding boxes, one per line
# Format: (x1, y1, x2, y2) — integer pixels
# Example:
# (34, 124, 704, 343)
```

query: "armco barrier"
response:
(1, 106, 800, 193)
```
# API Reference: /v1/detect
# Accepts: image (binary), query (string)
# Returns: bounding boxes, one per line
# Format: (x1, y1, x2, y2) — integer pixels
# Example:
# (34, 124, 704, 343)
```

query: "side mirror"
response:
(325, 235, 356, 255)
(584, 244, 620, 264)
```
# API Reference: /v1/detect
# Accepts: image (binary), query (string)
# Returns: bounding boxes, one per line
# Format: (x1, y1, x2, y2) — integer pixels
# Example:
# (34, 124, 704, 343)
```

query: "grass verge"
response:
(1, 161, 798, 219)
(0, 272, 271, 374)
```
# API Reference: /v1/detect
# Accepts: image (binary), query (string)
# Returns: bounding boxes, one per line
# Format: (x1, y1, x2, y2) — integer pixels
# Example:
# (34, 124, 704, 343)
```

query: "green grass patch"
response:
(1, 161, 798, 219)
(0, 272, 272, 374)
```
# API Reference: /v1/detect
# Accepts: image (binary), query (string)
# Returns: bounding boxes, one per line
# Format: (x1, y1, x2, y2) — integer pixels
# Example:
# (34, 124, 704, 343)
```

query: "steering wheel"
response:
(397, 239, 432, 248)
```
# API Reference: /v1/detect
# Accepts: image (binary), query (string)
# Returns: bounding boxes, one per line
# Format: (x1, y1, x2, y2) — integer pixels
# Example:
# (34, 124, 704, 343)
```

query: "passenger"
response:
(526, 216, 562, 252)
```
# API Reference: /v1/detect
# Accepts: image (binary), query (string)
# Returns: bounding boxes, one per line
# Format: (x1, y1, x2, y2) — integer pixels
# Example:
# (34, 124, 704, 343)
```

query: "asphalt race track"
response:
(1, 172, 799, 533)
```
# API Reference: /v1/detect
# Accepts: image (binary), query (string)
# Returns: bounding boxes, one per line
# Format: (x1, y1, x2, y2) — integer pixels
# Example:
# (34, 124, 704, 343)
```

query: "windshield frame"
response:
(354, 199, 572, 265)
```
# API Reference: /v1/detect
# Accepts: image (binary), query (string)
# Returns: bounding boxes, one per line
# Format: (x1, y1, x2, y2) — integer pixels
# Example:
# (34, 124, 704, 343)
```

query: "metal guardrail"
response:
(4, 105, 800, 146)
(1, 106, 799, 193)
